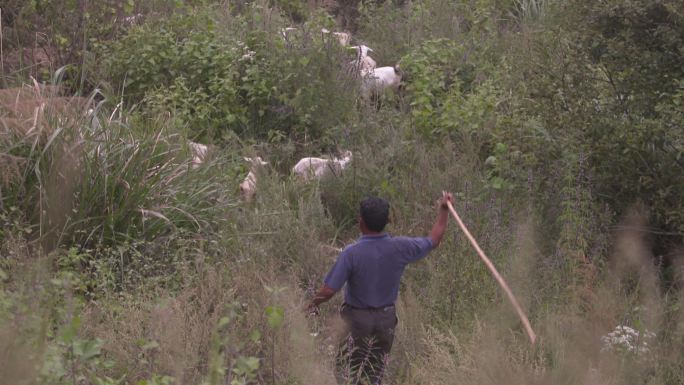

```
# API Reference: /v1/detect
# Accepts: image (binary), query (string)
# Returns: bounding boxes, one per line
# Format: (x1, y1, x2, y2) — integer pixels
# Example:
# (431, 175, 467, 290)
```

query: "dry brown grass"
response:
(0, 84, 91, 143)
(41, 136, 85, 251)
(81, 266, 234, 383)
(0, 149, 26, 191)
(0, 84, 61, 106)
(78, 258, 340, 384)
(0, 96, 90, 119)
(3, 124, 680, 385)
(0, 324, 38, 385)
(2, 141, 682, 384)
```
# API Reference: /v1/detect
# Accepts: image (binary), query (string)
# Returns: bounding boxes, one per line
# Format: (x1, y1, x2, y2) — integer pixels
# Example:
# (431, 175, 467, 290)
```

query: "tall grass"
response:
(12, 98, 237, 244)
(0, 85, 246, 295)
(406, 214, 684, 385)
(4, 135, 683, 384)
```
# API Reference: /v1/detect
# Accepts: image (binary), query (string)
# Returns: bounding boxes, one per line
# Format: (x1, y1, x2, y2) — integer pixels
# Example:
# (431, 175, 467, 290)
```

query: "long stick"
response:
(446, 200, 537, 345)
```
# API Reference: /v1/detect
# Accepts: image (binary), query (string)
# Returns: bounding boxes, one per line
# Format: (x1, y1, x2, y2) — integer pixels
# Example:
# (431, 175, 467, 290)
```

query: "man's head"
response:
(359, 197, 390, 233)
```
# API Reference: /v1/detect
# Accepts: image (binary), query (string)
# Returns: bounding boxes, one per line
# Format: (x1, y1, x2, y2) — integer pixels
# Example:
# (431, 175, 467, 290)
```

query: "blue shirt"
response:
(324, 233, 434, 308)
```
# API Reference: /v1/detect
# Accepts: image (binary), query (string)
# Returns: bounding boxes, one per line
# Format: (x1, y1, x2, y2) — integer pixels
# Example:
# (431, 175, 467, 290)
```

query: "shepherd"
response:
(307, 192, 453, 385)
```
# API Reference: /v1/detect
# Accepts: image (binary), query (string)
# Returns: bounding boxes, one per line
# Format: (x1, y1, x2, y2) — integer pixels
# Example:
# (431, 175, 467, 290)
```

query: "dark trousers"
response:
(336, 304, 398, 385)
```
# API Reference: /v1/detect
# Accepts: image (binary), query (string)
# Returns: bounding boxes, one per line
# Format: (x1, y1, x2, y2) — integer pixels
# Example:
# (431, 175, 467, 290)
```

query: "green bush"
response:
(577, 1, 684, 117)
(398, 39, 480, 137)
(100, 6, 357, 145)
(491, 0, 684, 250)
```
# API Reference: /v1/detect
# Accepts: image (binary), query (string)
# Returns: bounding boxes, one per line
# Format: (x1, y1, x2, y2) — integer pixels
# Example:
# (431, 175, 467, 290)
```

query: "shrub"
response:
(398, 38, 481, 138)
(491, 0, 684, 255)
(100, 4, 357, 145)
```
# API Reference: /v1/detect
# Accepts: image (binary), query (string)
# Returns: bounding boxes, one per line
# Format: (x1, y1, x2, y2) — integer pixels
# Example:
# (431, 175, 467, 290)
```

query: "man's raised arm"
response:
(430, 191, 453, 248)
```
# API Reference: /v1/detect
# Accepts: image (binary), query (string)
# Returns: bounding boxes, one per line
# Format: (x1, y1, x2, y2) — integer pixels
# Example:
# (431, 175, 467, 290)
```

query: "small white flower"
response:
(601, 324, 656, 357)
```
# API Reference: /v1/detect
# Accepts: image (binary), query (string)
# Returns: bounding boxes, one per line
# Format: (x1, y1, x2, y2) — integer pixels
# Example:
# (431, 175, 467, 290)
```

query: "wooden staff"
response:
(446, 200, 537, 345)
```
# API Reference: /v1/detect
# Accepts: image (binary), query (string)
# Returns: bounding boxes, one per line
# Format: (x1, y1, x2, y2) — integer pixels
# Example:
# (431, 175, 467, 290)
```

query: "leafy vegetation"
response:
(1, 0, 683, 384)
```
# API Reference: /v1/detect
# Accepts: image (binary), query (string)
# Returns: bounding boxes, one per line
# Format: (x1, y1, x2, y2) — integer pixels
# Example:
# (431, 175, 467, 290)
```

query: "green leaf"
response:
(249, 330, 261, 343)
(60, 315, 82, 343)
(491, 177, 505, 190)
(141, 340, 160, 351)
(233, 356, 260, 377)
(75, 338, 103, 361)
(217, 316, 231, 330)
(494, 142, 507, 153)
(124, 0, 135, 14)
(265, 306, 284, 329)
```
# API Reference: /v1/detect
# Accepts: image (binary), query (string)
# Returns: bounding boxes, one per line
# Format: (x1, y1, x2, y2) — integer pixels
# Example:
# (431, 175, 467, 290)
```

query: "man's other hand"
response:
(305, 303, 320, 317)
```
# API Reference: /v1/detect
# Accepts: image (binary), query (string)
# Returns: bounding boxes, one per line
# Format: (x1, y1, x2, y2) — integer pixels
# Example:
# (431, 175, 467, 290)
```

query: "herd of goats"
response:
(188, 142, 353, 202)
(280, 26, 403, 101)
(0, 23, 396, 204)
(185, 27, 402, 202)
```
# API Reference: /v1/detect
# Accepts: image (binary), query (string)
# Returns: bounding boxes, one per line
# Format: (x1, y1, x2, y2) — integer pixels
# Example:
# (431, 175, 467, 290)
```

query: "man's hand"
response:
(438, 191, 454, 211)
(430, 191, 453, 247)
(305, 284, 337, 317)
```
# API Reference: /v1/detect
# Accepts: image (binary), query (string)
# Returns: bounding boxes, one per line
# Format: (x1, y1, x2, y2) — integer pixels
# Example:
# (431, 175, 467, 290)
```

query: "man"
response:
(307, 192, 453, 385)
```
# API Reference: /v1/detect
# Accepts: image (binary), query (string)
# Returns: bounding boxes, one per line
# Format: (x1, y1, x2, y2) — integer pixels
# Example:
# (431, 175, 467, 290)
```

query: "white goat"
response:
(240, 156, 269, 201)
(123, 13, 143, 25)
(188, 141, 209, 168)
(240, 50, 256, 61)
(351, 45, 373, 58)
(280, 27, 298, 41)
(360, 66, 402, 100)
(321, 28, 351, 46)
(348, 45, 376, 75)
(292, 151, 353, 181)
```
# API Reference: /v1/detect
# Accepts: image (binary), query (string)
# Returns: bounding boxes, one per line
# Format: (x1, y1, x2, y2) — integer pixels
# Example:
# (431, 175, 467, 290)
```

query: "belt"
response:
(343, 303, 395, 312)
